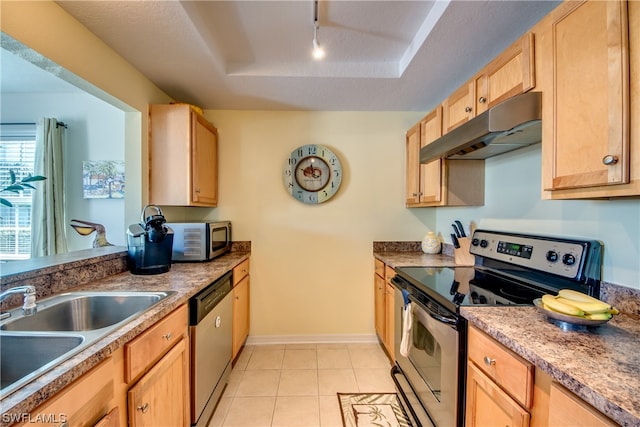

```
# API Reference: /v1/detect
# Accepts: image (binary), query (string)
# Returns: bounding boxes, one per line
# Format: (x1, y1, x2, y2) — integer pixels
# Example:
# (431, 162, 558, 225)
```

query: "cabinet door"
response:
(548, 383, 616, 426)
(405, 123, 421, 206)
(94, 407, 120, 427)
(384, 282, 395, 360)
(442, 81, 475, 133)
(374, 272, 385, 341)
(232, 275, 250, 359)
(475, 32, 535, 115)
(191, 112, 218, 206)
(419, 107, 445, 205)
(16, 357, 115, 427)
(128, 338, 189, 427)
(548, 0, 630, 190)
(466, 362, 530, 427)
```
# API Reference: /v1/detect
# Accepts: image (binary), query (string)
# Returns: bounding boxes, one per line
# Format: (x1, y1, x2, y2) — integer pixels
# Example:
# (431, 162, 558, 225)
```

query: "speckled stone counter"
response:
(373, 241, 458, 268)
(461, 306, 640, 426)
(0, 251, 250, 424)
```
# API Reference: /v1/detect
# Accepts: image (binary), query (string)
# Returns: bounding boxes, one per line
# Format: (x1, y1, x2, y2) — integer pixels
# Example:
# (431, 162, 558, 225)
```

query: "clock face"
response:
(284, 144, 342, 204)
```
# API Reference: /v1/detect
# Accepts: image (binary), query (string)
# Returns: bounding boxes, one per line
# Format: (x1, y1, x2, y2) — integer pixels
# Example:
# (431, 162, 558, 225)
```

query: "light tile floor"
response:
(207, 343, 396, 427)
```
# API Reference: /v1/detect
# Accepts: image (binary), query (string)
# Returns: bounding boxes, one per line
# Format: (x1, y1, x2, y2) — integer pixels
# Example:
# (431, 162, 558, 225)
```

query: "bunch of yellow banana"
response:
(540, 289, 619, 321)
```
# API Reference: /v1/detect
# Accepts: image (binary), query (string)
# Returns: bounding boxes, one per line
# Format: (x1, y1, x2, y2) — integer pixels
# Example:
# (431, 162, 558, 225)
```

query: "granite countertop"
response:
(0, 251, 250, 422)
(373, 242, 460, 269)
(375, 251, 459, 268)
(462, 306, 640, 427)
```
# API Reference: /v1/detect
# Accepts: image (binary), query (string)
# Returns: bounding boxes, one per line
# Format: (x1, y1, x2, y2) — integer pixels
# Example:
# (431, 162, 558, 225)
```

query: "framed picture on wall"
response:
(82, 160, 125, 199)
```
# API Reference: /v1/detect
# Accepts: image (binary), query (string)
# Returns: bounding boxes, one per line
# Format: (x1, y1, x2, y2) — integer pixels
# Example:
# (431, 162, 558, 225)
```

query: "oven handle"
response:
(392, 275, 458, 328)
(409, 295, 458, 327)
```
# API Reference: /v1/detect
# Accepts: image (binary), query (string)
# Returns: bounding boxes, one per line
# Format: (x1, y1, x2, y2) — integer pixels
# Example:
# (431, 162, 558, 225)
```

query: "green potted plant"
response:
(0, 170, 46, 207)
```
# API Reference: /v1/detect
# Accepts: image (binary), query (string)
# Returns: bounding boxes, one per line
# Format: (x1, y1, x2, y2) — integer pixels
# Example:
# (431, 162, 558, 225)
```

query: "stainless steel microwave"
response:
(166, 221, 231, 262)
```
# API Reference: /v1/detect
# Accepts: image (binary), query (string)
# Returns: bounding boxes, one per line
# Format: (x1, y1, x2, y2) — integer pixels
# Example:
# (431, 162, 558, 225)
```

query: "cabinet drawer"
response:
(125, 305, 188, 383)
(233, 259, 250, 285)
(374, 259, 385, 277)
(17, 357, 114, 427)
(384, 265, 395, 284)
(468, 326, 534, 408)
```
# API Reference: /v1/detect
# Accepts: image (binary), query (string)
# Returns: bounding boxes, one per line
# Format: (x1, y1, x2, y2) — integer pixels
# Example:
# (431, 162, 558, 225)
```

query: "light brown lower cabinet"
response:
(127, 338, 189, 427)
(13, 305, 190, 427)
(547, 382, 617, 427)
(373, 259, 395, 360)
(232, 275, 250, 359)
(15, 356, 117, 427)
(468, 326, 619, 427)
(466, 361, 530, 427)
(232, 259, 251, 359)
(93, 407, 120, 427)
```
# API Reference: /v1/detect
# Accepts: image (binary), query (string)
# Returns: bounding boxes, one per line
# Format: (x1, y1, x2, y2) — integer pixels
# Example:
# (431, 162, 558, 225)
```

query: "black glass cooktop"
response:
(393, 266, 548, 314)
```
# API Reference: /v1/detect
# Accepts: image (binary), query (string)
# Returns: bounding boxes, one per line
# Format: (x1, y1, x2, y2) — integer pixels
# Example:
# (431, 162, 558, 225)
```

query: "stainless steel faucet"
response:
(0, 285, 37, 320)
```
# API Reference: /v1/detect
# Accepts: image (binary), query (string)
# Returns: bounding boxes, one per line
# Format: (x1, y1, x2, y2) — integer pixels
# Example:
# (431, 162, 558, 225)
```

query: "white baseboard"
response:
(245, 334, 379, 346)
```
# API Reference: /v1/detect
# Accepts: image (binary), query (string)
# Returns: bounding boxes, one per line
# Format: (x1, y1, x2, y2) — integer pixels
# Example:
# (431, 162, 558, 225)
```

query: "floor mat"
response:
(337, 393, 413, 427)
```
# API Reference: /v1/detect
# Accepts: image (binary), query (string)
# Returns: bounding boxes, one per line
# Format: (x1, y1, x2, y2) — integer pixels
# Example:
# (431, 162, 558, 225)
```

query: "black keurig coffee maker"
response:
(127, 205, 174, 275)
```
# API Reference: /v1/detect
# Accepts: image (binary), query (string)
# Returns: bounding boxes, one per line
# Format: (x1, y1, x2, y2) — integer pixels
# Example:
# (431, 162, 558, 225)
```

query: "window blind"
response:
(0, 124, 37, 259)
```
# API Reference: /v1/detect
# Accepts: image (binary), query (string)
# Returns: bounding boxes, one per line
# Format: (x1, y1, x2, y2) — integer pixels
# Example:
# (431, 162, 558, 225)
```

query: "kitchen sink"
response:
(0, 333, 84, 392)
(1, 292, 170, 332)
(0, 290, 175, 397)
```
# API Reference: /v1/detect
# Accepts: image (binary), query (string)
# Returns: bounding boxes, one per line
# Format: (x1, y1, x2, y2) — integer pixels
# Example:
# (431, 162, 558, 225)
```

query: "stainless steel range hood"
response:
(420, 91, 542, 163)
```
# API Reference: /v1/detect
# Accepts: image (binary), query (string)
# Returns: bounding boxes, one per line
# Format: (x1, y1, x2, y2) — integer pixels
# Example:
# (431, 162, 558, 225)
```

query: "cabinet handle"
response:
(478, 97, 487, 104)
(602, 155, 618, 165)
(137, 403, 150, 413)
(465, 106, 472, 113)
(412, 193, 418, 197)
(483, 356, 496, 366)
(162, 332, 173, 341)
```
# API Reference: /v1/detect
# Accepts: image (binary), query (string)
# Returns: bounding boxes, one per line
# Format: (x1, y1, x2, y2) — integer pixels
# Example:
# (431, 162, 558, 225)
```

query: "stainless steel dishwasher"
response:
(189, 270, 233, 427)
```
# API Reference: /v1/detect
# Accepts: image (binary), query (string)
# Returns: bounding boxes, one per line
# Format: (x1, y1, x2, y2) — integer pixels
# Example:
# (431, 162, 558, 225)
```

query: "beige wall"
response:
(198, 110, 434, 340)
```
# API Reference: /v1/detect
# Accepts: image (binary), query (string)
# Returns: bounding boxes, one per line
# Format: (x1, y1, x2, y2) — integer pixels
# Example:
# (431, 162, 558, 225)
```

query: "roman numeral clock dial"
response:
(284, 144, 342, 204)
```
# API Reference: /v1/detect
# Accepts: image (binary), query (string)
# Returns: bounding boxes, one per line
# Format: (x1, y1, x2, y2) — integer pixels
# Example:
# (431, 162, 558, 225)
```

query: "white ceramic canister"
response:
(421, 231, 441, 254)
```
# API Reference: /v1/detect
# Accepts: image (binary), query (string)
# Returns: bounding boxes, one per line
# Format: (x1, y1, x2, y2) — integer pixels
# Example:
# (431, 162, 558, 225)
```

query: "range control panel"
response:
(469, 230, 595, 279)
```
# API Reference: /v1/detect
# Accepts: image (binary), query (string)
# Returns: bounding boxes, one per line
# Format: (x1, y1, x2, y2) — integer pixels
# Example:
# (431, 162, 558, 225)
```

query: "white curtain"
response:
(31, 118, 67, 257)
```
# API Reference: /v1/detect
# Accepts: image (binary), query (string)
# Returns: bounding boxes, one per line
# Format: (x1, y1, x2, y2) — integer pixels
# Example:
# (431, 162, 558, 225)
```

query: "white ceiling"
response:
(3, 1, 560, 111)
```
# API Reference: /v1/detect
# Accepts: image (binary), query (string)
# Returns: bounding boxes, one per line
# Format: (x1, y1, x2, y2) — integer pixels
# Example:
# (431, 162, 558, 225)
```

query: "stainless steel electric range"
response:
(389, 229, 603, 427)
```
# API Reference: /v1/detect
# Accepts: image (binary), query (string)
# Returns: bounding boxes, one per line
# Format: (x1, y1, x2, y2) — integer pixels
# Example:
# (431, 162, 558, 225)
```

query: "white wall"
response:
(181, 110, 434, 338)
(436, 144, 640, 289)
(1, 92, 127, 249)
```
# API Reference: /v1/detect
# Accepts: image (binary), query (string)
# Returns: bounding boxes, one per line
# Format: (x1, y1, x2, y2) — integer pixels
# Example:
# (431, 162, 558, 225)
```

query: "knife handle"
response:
(450, 233, 460, 249)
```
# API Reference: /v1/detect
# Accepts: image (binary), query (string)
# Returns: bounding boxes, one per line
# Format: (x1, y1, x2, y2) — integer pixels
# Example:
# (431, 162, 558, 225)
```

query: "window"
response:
(0, 124, 37, 260)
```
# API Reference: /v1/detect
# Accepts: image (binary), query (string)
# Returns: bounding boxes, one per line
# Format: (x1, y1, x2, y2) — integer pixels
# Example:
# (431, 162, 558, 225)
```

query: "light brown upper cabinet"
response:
(474, 32, 536, 115)
(406, 107, 484, 207)
(442, 32, 536, 134)
(149, 104, 218, 207)
(541, 0, 638, 198)
(442, 81, 476, 134)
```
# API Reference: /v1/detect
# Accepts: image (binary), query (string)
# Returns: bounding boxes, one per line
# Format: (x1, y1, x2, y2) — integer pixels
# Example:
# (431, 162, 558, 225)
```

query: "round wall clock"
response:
(284, 144, 342, 204)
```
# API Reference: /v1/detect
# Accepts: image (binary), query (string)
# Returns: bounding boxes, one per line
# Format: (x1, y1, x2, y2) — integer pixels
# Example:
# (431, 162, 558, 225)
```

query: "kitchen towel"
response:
(400, 302, 413, 357)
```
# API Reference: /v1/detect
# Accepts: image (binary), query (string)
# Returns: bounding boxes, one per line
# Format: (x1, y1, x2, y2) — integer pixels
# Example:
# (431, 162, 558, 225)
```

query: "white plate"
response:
(533, 298, 610, 327)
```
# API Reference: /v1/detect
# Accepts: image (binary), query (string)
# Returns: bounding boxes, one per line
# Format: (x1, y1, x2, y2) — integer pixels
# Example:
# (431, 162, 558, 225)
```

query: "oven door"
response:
(393, 286, 461, 427)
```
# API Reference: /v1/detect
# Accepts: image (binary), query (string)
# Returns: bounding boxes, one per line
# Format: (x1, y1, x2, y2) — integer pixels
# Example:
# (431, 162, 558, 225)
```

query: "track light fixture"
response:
(312, 0, 325, 60)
